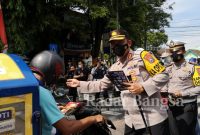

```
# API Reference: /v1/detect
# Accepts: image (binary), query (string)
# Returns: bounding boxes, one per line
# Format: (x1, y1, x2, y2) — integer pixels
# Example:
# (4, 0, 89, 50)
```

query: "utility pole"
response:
(144, 11, 148, 50)
(116, 0, 120, 30)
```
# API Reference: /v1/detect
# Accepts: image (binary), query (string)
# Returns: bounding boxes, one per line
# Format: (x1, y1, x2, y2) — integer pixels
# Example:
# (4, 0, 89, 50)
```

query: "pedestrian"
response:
(30, 50, 105, 135)
(91, 60, 109, 102)
(74, 60, 91, 100)
(66, 65, 78, 101)
(166, 40, 200, 135)
(67, 29, 170, 135)
(74, 60, 90, 81)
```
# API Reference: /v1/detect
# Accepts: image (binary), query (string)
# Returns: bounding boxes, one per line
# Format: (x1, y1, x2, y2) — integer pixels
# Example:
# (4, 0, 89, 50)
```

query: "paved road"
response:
(101, 96, 200, 135)
(99, 97, 124, 135)
(56, 90, 200, 135)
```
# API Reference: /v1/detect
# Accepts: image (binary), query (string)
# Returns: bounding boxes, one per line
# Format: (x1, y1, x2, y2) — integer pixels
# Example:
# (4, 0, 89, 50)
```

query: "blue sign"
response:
(49, 43, 58, 53)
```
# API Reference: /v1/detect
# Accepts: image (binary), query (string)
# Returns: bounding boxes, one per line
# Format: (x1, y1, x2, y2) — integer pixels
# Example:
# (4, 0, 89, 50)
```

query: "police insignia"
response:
(192, 66, 200, 86)
(141, 51, 165, 76)
(128, 53, 133, 60)
(111, 31, 117, 36)
(129, 70, 137, 82)
(197, 68, 200, 76)
(144, 52, 155, 63)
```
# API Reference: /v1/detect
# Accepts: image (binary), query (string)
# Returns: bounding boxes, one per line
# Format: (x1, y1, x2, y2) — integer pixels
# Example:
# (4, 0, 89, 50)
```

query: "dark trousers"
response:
(168, 101, 197, 135)
(124, 119, 169, 135)
(95, 90, 109, 100)
(68, 87, 77, 102)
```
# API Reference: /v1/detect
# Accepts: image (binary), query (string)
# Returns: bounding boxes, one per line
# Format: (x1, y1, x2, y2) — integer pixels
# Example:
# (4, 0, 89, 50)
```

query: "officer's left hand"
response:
(174, 90, 182, 97)
(123, 82, 144, 94)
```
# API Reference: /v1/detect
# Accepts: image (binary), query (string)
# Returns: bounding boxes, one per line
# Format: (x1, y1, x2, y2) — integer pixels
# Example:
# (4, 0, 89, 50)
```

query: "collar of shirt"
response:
(116, 49, 134, 68)
(173, 60, 187, 70)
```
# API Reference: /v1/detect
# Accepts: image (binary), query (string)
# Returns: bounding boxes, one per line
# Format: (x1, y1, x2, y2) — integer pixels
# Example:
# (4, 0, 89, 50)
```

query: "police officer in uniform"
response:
(166, 40, 200, 135)
(160, 51, 172, 67)
(67, 29, 170, 135)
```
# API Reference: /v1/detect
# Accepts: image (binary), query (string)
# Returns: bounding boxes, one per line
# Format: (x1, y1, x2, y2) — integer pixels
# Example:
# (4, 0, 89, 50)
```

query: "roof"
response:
(185, 49, 200, 57)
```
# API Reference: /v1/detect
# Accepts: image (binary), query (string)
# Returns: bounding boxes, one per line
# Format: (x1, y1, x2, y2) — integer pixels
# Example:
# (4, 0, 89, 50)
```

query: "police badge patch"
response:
(129, 70, 137, 82)
(144, 52, 155, 63)
(127, 53, 133, 60)
(192, 66, 200, 86)
(197, 68, 200, 76)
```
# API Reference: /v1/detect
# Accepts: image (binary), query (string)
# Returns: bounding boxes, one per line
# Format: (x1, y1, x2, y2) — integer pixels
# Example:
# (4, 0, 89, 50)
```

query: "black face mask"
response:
(171, 52, 184, 62)
(112, 44, 128, 57)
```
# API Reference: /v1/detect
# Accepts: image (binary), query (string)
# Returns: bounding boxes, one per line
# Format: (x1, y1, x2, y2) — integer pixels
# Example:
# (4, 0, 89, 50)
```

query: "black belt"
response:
(168, 93, 197, 106)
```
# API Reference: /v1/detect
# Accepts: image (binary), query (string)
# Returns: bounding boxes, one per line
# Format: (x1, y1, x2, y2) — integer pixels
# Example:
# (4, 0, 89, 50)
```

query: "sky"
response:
(164, 0, 200, 50)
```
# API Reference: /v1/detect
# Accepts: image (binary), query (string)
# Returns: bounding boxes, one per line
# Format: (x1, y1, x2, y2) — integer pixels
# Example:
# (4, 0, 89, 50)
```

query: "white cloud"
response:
(165, 0, 200, 50)
(170, 0, 199, 15)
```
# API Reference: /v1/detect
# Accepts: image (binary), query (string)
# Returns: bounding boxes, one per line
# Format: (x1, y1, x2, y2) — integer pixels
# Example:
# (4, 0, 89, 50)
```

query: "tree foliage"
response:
(1, 0, 172, 58)
(147, 31, 168, 47)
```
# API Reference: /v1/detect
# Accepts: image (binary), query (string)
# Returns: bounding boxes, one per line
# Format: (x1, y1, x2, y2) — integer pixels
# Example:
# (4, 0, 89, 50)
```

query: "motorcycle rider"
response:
(30, 50, 105, 135)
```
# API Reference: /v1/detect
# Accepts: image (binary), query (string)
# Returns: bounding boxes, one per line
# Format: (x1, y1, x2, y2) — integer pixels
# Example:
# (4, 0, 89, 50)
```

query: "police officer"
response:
(67, 29, 170, 135)
(166, 40, 200, 135)
(160, 51, 172, 67)
(160, 51, 172, 101)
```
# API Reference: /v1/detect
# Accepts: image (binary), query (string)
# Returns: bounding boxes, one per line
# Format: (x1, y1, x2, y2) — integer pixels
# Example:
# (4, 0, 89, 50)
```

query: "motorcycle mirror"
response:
(106, 119, 116, 130)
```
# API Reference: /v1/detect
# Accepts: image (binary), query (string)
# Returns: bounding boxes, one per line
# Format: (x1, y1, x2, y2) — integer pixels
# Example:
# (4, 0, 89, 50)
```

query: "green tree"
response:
(147, 31, 168, 47)
(2, 0, 67, 55)
(1, 0, 172, 58)
(117, 0, 172, 49)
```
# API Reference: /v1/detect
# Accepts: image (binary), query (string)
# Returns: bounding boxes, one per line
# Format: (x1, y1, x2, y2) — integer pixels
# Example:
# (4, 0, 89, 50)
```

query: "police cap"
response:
(160, 52, 172, 58)
(168, 40, 185, 52)
(109, 29, 129, 41)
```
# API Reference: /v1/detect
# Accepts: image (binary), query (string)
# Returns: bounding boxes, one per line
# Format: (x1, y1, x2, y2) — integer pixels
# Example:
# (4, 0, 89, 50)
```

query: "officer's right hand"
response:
(66, 79, 80, 87)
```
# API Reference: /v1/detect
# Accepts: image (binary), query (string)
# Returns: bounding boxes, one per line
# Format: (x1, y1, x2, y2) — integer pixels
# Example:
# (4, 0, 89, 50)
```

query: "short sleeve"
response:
(39, 86, 64, 125)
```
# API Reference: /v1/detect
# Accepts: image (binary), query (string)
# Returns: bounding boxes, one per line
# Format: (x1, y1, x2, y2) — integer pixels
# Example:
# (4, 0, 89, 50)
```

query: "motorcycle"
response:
(57, 100, 116, 135)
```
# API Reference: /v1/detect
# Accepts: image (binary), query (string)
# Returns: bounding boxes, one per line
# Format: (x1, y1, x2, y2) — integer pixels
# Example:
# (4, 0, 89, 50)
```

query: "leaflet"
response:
(107, 71, 129, 91)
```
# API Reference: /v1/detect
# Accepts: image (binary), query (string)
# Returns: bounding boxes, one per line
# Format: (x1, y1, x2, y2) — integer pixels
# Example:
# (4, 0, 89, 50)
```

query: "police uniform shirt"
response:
(78, 49, 169, 129)
(166, 61, 200, 103)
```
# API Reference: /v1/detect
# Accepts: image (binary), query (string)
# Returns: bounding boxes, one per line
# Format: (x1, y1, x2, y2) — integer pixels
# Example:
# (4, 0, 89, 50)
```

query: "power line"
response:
(169, 35, 200, 37)
(167, 32, 200, 34)
(166, 25, 200, 28)
(168, 30, 200, 32)
(169, 33, 200, 35)
(170, 18, 200, 23)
